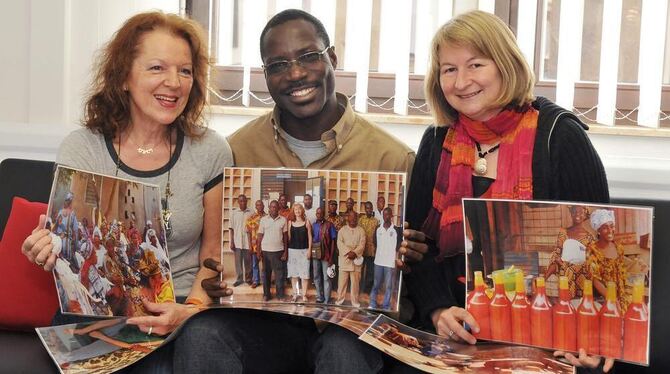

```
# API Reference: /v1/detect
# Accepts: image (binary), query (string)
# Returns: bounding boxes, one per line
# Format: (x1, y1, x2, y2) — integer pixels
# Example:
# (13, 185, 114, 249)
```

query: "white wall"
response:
(0, 0, 181, 127)
(0, 0, 668, 201)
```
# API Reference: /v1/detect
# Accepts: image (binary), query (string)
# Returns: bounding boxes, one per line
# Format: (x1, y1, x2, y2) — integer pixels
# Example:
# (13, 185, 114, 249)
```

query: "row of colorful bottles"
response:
(466, 271, 648, 363)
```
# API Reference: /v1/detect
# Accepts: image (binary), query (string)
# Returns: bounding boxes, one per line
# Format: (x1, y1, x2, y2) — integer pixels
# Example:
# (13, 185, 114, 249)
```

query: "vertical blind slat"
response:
(515, 0, 537, 69)
(241, 0, 267, 106)
(637, 0, 668, 128)
(477, 0, 495, 13)
(596, 0, 622, 126)
(377, 0, 412, 114)
(217, 0, 235, 65)
(274, 0, 302, 13)
(555, 0, 584, 110)
(438, 0, 454, 24)
(309, 0, 336, 48)
(344, 0, 373, 112)
(414, 0, 436, 75)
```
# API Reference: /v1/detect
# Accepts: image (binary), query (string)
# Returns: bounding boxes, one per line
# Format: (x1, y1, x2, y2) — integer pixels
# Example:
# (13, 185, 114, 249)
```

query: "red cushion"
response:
(0, 197, 58, 330)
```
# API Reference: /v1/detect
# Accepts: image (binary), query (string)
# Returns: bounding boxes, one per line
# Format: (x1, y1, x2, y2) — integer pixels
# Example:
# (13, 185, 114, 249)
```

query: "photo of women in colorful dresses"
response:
(220, 167, 406, 312)
(463, 198, 652, 365)
(47, 166, 174, 317)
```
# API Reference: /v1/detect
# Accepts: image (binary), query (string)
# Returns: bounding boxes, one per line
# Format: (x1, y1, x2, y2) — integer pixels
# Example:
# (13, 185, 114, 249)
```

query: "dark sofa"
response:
(0, 158, 58, 373)
(0, 158, 668, 373)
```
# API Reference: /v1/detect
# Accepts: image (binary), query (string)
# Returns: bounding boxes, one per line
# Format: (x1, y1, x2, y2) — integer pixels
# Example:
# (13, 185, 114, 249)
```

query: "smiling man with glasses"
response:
(224, 9, 414, 171)
(181, 8, 415, 374)
(262, 46, 332, 77)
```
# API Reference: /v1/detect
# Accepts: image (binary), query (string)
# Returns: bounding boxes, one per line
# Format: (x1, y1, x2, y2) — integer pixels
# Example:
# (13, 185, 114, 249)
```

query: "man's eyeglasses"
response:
(263, 47, 331, 76)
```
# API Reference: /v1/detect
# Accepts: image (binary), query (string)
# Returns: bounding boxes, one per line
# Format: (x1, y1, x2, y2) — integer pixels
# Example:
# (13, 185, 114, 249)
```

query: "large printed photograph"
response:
(221, 167, 406, 312)
(463, 199, 652, 365)
(47, 165, 174, 317)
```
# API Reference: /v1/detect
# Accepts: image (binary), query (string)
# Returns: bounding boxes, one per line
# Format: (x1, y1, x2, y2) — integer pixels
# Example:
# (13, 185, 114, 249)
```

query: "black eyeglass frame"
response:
(262, 46, 332, 76)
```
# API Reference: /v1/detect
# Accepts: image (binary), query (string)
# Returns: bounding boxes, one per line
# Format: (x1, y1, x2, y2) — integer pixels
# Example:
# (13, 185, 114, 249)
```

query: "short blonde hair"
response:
(424, 10, 535, 126)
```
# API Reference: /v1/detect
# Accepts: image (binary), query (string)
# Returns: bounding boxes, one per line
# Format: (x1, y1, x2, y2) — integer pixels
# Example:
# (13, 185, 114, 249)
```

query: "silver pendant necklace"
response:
(127, 136, 159, 155)
(474, 141, 500, 176)
(116, 131, 174, 239)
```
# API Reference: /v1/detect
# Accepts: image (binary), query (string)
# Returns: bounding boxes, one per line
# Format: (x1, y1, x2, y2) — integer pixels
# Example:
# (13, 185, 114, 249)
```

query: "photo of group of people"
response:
(221, 167, 405, 311)
(360, 314, 574, 373)
(463, 199, 653, 365)
(48, 166, 174, 317)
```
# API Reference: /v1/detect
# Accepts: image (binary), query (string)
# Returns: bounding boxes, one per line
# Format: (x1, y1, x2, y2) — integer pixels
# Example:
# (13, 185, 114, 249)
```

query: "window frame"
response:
(191, 0, 670, 132)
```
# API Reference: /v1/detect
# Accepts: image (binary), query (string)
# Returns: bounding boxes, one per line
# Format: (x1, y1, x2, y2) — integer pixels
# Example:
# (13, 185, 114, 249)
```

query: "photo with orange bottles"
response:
(462, 198, 653, 366)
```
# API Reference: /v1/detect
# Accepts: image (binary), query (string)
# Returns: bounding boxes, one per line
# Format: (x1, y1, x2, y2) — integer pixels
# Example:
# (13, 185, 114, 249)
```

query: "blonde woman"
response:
(287, 203, 312, 302)
(401, 10, 612, 373)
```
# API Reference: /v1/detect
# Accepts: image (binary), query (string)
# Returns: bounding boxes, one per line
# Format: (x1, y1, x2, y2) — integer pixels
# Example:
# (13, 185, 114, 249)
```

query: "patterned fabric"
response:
(327, 213, 345, 231)
(586, 240, 631, 312)
(357, 214, 379, 257)
(548, 228, 595, 298)
(245, 212, 265, 254)
(279, 208, 291, 219)
(287, 248, 310, 279)
(423, 106, 539, 259)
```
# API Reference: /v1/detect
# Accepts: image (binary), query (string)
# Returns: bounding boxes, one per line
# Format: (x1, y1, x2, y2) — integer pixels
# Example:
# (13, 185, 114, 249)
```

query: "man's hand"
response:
(395, 222, 429, 273)
(201, 258, 233, 299)
(346, 251, 357, 260)
(554, 349, 614, 373)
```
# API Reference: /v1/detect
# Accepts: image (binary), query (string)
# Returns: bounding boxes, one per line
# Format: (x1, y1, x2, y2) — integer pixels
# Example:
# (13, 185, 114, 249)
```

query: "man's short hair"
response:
(260, 9, 331, 59)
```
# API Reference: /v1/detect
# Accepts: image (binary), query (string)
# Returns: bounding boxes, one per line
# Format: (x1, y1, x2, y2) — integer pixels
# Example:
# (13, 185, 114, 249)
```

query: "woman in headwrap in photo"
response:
(586, 209, 630, 312)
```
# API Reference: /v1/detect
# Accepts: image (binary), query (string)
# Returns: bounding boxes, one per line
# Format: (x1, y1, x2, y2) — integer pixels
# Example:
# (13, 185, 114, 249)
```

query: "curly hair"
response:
(83, 11, 209, 138)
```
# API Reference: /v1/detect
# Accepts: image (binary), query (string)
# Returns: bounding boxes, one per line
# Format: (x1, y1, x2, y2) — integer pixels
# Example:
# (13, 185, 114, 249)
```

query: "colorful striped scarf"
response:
(423, 106, 539, 259)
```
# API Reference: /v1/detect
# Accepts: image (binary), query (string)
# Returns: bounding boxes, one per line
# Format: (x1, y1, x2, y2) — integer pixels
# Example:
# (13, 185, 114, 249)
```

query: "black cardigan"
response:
(404, 96, 610, 328)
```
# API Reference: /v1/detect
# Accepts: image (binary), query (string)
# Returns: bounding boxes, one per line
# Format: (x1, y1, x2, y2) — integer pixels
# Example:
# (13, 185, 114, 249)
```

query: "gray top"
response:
(57, 127, 233, 297)
(279, 128, 329, 167)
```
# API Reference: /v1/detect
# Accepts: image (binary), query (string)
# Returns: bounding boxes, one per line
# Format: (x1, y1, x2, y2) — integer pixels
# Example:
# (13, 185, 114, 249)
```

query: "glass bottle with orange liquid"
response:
(489, 271, 512, 341)
(553, 276, 577, 351)
(466, 271, 491, 339)
(577, 279, 599, 355)
(623, 281, 648, 363)
(599, 281, 623, 359)
(511, 270, 531, 344)
(530, 276, 552, 348)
